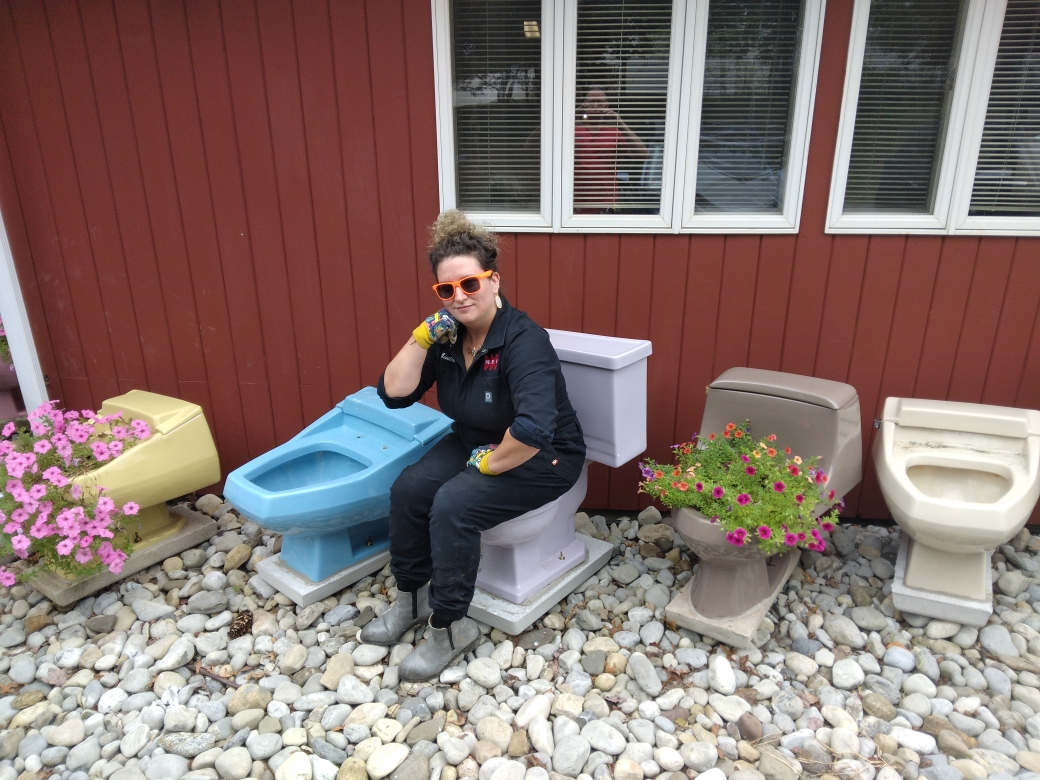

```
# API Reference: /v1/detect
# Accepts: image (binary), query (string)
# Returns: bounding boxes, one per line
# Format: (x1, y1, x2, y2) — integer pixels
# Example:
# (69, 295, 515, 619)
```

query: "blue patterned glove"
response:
(467, 444, 498, 475)
(413, 309, 458, 349)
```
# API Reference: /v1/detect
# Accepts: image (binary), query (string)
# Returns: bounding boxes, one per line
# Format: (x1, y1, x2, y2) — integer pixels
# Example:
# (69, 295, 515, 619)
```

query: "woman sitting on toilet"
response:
(362, 210, 585, 680)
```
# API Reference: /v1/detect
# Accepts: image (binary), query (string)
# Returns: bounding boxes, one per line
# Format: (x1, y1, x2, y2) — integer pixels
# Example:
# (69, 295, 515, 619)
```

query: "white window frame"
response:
(827, 0, 1040, 235)
(0, 210, 48, 412)
(431, 0, 827, 233)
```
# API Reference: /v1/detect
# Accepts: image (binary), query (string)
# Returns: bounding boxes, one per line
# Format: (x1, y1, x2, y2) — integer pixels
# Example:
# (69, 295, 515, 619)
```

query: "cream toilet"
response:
(874, 397, 1040, 624)
(470, 330, 652, 633)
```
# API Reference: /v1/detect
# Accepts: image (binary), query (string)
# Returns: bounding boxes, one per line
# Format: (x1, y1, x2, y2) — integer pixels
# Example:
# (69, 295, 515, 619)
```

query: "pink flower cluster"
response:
(725, 527, 748, 546)
(0, 400, 148, 585)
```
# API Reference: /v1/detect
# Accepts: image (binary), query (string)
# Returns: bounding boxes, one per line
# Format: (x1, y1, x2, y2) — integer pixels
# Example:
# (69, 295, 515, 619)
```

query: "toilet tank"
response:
(546, 330, 653, 468)
(701, 368, 863, 501)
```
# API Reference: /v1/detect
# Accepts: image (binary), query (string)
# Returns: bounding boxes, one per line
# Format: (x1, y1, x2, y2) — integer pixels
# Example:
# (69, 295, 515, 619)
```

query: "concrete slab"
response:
(468, 533, 614, 636)
(664, 549, 798, 649)
(892, 537, 993, 627)
(31, 504, 217, 607)
(257, 550, 391, 608)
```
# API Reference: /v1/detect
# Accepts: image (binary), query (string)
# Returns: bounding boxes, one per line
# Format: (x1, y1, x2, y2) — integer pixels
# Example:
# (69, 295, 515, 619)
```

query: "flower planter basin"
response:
(673, 507, 794, 620)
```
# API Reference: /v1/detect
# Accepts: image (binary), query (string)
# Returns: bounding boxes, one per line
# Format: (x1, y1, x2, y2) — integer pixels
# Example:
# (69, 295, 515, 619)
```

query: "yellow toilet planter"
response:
(72, 390, 221, 550)
(32, 390, 222, 606)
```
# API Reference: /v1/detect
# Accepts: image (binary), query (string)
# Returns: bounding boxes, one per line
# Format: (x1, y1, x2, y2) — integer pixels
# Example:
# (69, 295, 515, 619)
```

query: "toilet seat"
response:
(874, 398, 1040, 554)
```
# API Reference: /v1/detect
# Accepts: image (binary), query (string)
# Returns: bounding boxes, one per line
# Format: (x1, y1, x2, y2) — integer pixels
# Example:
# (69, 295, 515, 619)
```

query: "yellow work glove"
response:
(413, 309, 458, 349)
(467, 445, 499, 475)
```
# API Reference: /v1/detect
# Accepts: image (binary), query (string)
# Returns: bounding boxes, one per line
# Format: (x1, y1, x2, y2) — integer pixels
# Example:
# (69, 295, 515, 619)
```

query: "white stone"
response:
(468, 658, 503, 688)
(889, 726, 937, 755)
(366, 743, 409, 780)
(708, 654, 736, 695)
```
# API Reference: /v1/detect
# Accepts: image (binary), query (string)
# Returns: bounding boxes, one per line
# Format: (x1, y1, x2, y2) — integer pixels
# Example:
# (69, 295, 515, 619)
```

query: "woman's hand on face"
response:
(413, 309, 459, 350)
(467, 444, 499, 475)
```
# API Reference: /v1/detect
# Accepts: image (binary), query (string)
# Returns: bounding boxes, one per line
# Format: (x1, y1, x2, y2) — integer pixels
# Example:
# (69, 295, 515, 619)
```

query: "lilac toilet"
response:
(471, 330, 651, 631)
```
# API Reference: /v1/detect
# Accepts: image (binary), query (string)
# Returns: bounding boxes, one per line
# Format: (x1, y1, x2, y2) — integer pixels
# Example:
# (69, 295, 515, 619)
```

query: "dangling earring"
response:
(495, 289, 502, 309)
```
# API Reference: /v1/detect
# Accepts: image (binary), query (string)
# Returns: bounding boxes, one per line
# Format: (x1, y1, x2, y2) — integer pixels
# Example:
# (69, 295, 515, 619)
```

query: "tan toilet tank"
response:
(700, 368, 862, 502)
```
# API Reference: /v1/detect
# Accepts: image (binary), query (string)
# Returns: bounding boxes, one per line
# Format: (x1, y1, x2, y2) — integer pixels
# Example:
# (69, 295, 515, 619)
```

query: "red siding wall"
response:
(1, 0, 1038, 520)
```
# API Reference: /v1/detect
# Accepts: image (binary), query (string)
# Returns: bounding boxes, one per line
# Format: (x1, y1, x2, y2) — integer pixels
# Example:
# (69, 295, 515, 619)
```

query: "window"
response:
(451, 1, 543, 214)
(431, 0, 826, 232)
(829, 0, 1040, 234)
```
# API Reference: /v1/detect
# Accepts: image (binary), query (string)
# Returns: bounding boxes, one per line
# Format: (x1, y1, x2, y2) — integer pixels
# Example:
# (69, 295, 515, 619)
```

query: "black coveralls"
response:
(377, 297, 586, 623)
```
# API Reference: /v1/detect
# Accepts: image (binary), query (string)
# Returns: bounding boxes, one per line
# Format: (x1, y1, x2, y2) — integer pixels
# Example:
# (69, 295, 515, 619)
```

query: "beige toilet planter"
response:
(670, 507, 797, 620)
(31, 390, 222, 605)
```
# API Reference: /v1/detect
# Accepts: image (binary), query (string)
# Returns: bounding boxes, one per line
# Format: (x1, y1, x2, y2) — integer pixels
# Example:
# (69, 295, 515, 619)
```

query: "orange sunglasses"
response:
(432, 269, 493, 300)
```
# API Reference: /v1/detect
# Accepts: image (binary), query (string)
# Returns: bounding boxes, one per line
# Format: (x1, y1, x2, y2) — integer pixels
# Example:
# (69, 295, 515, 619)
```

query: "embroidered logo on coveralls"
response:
(483, 353, 499, 371)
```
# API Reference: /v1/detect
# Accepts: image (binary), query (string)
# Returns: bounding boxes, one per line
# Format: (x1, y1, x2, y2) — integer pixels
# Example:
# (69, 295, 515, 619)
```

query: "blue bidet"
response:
(224, 387, 451, 583)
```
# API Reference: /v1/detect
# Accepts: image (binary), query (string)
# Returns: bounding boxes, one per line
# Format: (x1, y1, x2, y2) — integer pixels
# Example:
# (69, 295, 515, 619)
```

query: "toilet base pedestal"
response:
(257, 549, 392, 608)
(31, 504, 218, 607)
(892, 537, 993, 627)
(468, 533, 614, 635)
(664, 550, 799, 649)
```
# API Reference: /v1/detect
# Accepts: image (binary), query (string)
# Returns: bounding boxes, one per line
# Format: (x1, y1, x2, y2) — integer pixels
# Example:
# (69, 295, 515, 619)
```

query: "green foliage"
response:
(638, 421, 841, 555)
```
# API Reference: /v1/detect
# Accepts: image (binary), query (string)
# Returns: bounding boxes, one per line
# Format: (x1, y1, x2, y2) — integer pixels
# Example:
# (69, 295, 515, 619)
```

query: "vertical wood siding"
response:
(1, 0, 1038, 521)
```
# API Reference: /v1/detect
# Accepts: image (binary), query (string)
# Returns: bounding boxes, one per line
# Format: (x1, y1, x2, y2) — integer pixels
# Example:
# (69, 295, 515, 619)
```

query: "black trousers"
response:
(388, 432, 579, 622)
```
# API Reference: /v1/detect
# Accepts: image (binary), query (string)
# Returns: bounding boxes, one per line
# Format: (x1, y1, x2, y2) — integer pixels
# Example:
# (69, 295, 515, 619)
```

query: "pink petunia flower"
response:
(122, 502, 140, 516)
(10, 535, 30, 557)
(74, 547, 93, 564)
(33, 439, 51, 454)
(745, 466, 756, 476)
(784, 533, 798, 546)
(773, 481, 785, 492)
(694, 482, 704, 492)
(757, 525, 772, 540)
(712, 486, 724, 499)
(794, 493, 804, 504)
(821, 521, 835, 532)
(0, 568, 15, 587)
(736, 493, 751, 506)
(1, 422, 15, 437)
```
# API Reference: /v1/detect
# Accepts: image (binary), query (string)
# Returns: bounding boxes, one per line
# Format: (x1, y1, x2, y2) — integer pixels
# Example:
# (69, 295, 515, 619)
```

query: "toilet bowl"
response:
(224, 387, 452, 583)
(75, 390, 221, 549)
(874, 397, 1040, 610)
(474, 331, 652, 605)
(663, 368, 863, 646)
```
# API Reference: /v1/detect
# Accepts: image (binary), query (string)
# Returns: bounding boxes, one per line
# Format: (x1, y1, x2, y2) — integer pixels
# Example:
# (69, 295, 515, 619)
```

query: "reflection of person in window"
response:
(574, 87, 648, 213)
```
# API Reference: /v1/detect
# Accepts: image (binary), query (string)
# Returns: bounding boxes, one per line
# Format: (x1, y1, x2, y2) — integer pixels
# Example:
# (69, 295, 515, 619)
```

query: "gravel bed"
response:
(0, 496, 1038, 780)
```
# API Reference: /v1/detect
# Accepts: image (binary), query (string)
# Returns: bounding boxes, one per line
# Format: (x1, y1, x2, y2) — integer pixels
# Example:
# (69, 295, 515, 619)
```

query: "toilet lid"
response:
(709, 368, 858, 411)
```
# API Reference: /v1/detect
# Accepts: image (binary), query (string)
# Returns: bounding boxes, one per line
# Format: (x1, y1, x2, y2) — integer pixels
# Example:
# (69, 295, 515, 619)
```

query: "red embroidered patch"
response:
(483, 353, 499, 371)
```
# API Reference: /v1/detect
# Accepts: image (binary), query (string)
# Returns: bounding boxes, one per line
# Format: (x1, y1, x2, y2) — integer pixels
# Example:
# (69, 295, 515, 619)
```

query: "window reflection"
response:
(695, 0, 802, 214)
(573, 0, 672, 215)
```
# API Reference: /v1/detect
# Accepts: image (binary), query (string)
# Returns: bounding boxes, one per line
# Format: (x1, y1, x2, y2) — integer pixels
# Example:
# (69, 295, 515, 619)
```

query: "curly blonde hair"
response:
(428, 210, 498, 273)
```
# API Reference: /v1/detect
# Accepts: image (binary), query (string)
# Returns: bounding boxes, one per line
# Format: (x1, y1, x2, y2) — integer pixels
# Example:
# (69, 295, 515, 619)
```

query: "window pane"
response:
(574, 0, 672, 215)
(969, 0, 1040, 218)
(844, 0, 963, 214)
(452, 1, 542, 212)
(695, 0, 803, 214)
